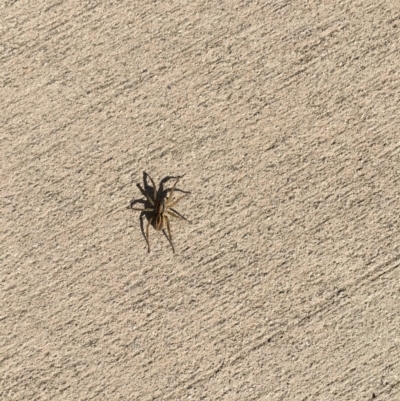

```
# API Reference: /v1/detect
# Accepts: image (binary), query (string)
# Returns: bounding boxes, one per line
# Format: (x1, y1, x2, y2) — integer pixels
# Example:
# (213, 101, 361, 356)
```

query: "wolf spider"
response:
(129, 172, 191, 253)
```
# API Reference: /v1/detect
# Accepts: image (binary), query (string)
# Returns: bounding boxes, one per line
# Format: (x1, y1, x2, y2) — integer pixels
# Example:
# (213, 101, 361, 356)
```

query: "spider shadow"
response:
(145, 171, 190, 199)
(127, 171, 191, 252)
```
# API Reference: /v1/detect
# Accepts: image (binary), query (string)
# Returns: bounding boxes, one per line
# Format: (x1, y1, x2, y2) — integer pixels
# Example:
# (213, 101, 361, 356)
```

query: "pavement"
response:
(2, 1, 399, 400)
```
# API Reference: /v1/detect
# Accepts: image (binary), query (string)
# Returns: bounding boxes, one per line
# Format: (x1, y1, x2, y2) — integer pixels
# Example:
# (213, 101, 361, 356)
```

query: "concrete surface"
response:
(1, 1, 400, 400)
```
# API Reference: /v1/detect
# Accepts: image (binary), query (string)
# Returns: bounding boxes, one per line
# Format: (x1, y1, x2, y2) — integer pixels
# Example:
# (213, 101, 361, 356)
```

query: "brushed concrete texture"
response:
(1, 1, 400, 400)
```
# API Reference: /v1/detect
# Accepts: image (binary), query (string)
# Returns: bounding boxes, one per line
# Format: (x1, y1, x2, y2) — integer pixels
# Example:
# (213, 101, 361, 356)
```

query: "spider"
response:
(129, 172, 191, 253)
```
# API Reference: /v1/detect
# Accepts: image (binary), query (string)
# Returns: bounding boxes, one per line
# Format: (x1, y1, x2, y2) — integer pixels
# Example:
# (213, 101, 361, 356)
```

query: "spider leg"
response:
(145, 173, 158, 203)
(129, 199, 146, 209)
(131, 208, 154, 212)
(145, 215, 153, 253)
(137, 183, 155, 206)
(164, 214, 175, 253)
(138, 211, 150, 253)
(166, 175, 184, 204)
(167, 208, 191, 223)
(167, 193, 190, 208)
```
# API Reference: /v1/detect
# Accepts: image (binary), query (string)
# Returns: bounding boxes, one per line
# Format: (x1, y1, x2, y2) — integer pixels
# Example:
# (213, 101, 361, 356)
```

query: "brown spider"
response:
(130, 172, 191, 253)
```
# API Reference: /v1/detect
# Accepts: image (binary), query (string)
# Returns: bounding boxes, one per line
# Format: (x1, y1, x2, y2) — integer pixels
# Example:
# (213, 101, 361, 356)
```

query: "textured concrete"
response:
(1, 1, 400, 400)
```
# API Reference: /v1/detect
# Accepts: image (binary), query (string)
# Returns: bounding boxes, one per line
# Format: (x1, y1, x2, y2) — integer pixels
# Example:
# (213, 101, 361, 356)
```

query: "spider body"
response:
(130, 172, 190, 253)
